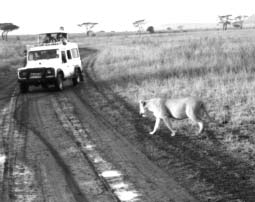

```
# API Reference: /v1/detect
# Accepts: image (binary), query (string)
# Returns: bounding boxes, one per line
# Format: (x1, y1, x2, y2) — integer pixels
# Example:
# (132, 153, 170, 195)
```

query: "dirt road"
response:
(0, 51, 196, 202)
(1, 48, 255, 202)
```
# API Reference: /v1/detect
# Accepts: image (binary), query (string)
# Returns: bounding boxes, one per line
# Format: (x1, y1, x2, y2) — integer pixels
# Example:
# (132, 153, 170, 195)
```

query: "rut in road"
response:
(52, 95, 143, 202)
(0, 86, 120, 202)
(13, 91, 118, 202)
(0, 90, 40, 202)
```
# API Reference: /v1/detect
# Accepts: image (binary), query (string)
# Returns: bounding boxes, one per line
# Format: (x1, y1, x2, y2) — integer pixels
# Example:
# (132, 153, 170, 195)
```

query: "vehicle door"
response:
(70, 48, 82, 70)
(66, 49, 76, 76)
(61, 50, 73, 78)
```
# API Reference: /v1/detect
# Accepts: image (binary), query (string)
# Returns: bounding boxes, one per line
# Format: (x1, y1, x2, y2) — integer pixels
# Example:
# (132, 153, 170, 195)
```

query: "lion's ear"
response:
(140, 100, 147, 106)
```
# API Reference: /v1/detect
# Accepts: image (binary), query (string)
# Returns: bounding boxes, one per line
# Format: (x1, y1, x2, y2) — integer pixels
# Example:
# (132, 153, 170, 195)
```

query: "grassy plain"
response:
(1, 30, 255, 200)
(0, 37, 29, 75)
(2, 30, 255, 160)
(78, 30, 255, 160)
(0, 30, 255, 201)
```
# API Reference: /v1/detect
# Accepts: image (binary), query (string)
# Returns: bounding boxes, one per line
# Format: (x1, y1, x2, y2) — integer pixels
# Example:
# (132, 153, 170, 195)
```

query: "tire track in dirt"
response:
(1, 87, 113, 201)
(0, 90, 40, 202)
(0, 68, 121, 201)
(14, 93, 52, 202)
(14, 91, 117, 202)
(0, 90, 17, 202)
(52, 94, 142, 202)
(18, 97, 89, 202)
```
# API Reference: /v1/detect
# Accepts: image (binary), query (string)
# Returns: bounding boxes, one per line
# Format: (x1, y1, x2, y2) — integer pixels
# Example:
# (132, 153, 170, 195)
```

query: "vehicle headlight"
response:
(46, 68, 54, 75)
(19, 70, 28, 78)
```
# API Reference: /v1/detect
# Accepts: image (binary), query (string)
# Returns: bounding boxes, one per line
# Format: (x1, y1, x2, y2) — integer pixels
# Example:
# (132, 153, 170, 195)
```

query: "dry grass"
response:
(0, 38, 27, 75)
(79, 29, 255, 160)
(2, 31, 255, 160)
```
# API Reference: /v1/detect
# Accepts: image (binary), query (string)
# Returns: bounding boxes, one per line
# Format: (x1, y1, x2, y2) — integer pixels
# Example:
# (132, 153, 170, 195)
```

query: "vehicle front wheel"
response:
(55, 73, 64, 91)
(19, 83, 29, 93)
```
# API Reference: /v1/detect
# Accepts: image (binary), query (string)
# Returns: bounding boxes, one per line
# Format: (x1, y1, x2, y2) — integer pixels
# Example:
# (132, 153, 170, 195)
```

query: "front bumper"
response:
(17, 68, 56, 85)
(18, 76, 56, 85)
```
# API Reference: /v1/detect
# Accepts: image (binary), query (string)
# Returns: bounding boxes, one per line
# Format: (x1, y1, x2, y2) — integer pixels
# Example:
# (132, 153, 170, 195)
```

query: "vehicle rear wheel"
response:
(20, 83, 29, 93)
(55, 73, 64, 91)
(72, 69, 82, 86)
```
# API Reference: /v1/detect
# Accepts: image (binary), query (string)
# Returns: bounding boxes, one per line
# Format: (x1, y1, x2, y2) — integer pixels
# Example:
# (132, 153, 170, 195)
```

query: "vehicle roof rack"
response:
(26, 41, 67, 49)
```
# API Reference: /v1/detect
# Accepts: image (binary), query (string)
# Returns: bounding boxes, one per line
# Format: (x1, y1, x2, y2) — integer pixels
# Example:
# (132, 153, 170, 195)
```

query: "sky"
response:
(1, 0, 255, 34)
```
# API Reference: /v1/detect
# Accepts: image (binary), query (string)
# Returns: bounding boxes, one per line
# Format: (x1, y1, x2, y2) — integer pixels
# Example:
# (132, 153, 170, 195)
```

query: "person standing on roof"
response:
(43, 34, 56, 43)
(56, 33, 67, 45)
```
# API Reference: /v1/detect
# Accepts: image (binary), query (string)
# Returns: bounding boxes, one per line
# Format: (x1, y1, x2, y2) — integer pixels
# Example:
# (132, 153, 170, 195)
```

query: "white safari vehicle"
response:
(17, 32, 83, 93)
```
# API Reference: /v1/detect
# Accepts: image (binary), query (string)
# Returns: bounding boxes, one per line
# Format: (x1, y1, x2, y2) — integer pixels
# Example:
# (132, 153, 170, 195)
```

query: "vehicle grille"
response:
(19, 68, 54, 79)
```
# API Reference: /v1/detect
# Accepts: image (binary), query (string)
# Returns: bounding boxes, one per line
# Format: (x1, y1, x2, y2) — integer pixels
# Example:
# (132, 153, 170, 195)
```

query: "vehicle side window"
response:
(67, 50, 72, 60)
(71, 48, 79, 58)
(61, 51, 67, 63)
(76, 49, 80, 57)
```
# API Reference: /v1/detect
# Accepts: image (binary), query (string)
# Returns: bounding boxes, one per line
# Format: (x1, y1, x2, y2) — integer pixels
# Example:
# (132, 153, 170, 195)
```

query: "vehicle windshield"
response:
(28, 49, 59, 61)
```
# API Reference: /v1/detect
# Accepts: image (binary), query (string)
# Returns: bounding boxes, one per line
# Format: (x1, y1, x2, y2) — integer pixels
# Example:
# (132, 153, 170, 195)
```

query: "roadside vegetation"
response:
(80, 30, 255, 162)
(0, 38, 26, 76)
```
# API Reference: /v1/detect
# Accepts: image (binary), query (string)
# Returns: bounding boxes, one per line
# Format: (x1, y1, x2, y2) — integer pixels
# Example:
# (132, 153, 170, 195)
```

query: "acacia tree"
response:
(0, 23, 19, 40)
(133, 19, 146, 33)
(232, 15, 248, 29)
(78, 22, 98, 36)
(167, 27, 172, 31)
(146, 26, 155, 34)
(218, 15, 232, 30)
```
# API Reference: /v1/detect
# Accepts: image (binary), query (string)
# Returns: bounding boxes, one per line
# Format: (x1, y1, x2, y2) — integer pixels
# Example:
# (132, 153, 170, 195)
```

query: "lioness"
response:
(139, 97, 212, 136)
